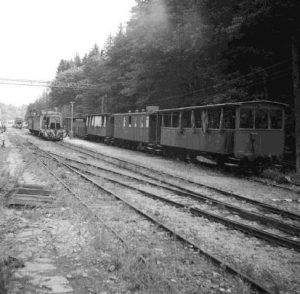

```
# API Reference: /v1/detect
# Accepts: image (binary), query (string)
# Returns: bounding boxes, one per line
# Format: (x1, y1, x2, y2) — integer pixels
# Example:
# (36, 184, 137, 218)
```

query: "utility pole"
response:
(292, 34, 300, 174)
(70, 101, 75, 139)
(101, 94, 107, 113)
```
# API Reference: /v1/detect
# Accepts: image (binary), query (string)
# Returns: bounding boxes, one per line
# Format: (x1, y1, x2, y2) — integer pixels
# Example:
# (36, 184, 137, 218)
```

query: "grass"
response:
(262, 167, 300, 186)
(242, 262, 290, 294)
(88, 225, 177, 294)
(260, 269, 289, 294)
(88, 225, 254, 294)
(121, 251, 175, 293)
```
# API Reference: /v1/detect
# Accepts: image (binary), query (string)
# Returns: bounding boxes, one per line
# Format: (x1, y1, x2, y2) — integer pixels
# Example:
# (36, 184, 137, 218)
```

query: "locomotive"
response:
(64, 100, 287, 171)
(27, 110, 65, 141)
(14, 117, 23, 129)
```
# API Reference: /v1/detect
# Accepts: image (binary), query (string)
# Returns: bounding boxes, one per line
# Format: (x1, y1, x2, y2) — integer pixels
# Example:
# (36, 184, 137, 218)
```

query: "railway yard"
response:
(0, 128, 300, 294)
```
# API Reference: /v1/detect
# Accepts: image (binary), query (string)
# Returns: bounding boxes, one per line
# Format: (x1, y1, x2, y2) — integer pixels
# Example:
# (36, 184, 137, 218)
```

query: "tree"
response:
(57, 59, 73, 73)
(292, 35, 300, 173)
(74, 53, 81, 67)
(225, 0, 300, 171)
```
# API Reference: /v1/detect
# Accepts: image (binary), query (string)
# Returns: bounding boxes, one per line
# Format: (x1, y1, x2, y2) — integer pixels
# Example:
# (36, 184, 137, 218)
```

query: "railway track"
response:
(244, 175, 300, 193)
(48, 150, 300, 252)
(22, 138, 275, 293)
(59, 142, 300, 220)
(196, 159, 300, 193)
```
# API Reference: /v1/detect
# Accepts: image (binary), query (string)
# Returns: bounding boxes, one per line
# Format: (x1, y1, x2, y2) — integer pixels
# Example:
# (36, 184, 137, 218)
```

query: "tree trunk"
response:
(292, 35, 300, 173)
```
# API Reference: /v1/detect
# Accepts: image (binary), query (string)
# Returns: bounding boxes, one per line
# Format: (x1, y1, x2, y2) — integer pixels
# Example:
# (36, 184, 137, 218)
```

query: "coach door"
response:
(149, 114, 160, 143)
(108, 115, 114, 137)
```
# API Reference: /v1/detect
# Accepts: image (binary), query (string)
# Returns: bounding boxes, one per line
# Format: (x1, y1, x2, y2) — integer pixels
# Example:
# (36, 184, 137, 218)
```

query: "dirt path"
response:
(0, 132, 75, 294)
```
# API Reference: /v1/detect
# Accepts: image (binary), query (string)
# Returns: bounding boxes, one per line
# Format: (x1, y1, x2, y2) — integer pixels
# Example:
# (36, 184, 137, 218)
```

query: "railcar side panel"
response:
(234, 130, 284, 158)
(86, 114, 113, 138)
(87, 126, 107, 137)
(160, 128, 234, 154)
(114, 113, 154, 143)
(234, 104, 285, 160)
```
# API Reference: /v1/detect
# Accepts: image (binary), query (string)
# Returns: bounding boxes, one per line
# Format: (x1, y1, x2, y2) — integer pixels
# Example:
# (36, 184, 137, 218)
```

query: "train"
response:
(27, 110, 66, 141)
(14, 117, 23, 129)
(63, 100, 287, 172)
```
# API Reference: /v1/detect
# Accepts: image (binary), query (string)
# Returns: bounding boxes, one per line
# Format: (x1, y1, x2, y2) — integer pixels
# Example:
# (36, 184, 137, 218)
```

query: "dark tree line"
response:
(26, 0, 300, 171)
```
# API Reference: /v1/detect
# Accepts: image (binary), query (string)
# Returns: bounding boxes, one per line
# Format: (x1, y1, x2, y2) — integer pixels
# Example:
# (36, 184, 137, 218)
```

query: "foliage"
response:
(0, 103, 27, 121)
(28, 0, 299, 154)
(25, 91, 51, 119)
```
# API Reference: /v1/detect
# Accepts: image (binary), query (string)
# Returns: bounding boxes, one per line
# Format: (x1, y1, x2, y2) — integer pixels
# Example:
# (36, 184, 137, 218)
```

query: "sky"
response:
(0, 0, 136, 107)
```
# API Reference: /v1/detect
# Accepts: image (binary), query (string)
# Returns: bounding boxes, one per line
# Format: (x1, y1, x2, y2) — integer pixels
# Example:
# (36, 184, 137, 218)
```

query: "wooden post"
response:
(70, 101, 75, 139)
(292, 34, 300, 173)
(101, 94, 107, 113)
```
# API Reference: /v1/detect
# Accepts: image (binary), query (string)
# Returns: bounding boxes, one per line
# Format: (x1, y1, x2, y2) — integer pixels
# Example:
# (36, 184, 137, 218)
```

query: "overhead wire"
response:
(148, 61, 292, 105)
(0, 58, 292, 104)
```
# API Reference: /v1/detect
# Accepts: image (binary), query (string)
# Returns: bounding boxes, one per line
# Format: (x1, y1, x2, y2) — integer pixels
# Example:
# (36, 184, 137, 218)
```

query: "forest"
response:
(0, 103, 27, 122)
(26, 0, 300, 169)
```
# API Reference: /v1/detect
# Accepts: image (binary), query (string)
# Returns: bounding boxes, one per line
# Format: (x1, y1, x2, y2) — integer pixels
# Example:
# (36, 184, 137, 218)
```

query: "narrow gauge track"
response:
(49, 151, 300, 252)
(59, 142, 300, 222)
(17, 139, 148, 263)
(196, 158, 300, 193)
(243, 176, 300, 194)
(24, 139, 273, 294)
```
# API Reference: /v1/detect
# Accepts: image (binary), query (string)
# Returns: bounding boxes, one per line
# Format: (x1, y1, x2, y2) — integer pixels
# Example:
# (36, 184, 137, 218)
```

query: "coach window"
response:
(146, 116, 149, 128)
(181, 111, 191, 128)
(97, 116, 101, 127)
(172, 112, 180, 128)
(269, 109, 283, 129)
(123, 116, 126, 127)
(255, 108, 268, 129)
(103, 116, 106, 127)
(223, 107, 236, 129)
(240, 108, 254, 129)
(140, 116, 144, 128)
(99, 116, 103, 127)
(128, 116, 132, 127)
(194, 109, 202, 128)
(134, 117, 137, 127)
(207, 108, 221, 129)
(163, 113, 172, 127)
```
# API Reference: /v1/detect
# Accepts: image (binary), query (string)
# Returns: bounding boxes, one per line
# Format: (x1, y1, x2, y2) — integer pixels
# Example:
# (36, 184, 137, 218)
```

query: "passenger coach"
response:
(85, 113, 114, 141)
(62, 100, 286, 171)
(113, 107, 160, 151)
(158, 100, 286, 169)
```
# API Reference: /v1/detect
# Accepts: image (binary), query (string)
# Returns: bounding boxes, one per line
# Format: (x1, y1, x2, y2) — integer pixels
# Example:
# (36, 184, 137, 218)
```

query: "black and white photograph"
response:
(0, 0, 299, 293)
